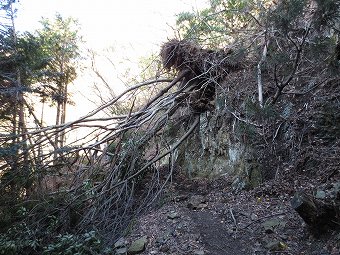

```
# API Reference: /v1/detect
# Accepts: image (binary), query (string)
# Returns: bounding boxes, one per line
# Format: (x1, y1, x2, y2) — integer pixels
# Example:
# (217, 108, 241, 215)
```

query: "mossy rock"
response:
(128, 236, 147, 255)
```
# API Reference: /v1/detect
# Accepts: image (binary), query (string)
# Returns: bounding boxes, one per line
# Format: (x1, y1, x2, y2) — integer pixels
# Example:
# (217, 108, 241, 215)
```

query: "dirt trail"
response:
(191, 210, 249, 255)
(127, 176, 339, 255)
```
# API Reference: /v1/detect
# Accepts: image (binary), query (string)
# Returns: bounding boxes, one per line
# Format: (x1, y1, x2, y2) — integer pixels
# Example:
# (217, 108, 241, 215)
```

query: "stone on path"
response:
(167, 211, 180, 219)
(193, 249, 205, 255)
(128, 236, 147, 255)
(265, 240, 287, 251)
(262, 218, 286, 233)
(315, 190, 326, 199)
(116, 247, 127, 255)
(114, 237, 126, 249)
(187, 195, 207, 210)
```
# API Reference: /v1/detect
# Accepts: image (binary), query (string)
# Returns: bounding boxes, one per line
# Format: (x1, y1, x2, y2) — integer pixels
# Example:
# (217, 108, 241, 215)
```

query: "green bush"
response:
(0, 222, 40, 255)
(0, 223, 112, 255)
(43, 231, 111, 255)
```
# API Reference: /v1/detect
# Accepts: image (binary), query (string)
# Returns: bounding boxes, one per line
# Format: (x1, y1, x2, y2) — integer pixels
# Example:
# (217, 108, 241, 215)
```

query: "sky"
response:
(13, 0, 208, 124)
(15, 0, 207, 53)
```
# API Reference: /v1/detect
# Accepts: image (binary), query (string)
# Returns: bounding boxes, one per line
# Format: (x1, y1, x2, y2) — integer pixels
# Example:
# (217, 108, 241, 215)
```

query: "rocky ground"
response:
(118, 173, 339, 255)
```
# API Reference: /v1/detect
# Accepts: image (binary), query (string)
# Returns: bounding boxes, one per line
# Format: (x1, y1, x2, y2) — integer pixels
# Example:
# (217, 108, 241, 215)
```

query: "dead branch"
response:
(257, 36, 269, 108)
(271, 26, 310, 104)
(111, 114, 200, 189)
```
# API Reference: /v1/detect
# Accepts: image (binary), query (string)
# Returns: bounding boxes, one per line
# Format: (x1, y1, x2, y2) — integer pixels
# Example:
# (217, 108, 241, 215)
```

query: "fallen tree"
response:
(0, 39, 242, 244)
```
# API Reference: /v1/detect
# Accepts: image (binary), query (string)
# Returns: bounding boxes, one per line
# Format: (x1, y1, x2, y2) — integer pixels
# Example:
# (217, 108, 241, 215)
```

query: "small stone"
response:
(193, 249, 205, 255)
(190, 233, 200, 241)
(155, 236, 166, 246)
(116, 247, 127, 255)
(226, 228, 234, 235)
(250, 213, 258, 221)
(262, 218, 285, 234)
(175, 195, 188, 202)
(265, 240, 287, 251)
(333, 182, 340, 192)
(167, 211, 180, 219)
(315, 190, 326, 199)
(114, 237, 126, 248)
(188, 195, 207, 210)
(128, 236, 147, 255)
(159, 245, 169, 252)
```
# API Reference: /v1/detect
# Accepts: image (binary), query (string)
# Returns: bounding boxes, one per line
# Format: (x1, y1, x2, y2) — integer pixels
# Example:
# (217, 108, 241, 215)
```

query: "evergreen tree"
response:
(0, 0, 31, 196)
(36, 14, 81, 150)
(1, 6, 81, 206)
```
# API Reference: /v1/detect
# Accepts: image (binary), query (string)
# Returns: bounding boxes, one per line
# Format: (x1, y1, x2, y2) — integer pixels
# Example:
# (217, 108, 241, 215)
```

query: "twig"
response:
(272, 121, 284, 142)
(227, 108, 262, 128)
(241, 211, 287, 230)
(230, 208, 237, 228)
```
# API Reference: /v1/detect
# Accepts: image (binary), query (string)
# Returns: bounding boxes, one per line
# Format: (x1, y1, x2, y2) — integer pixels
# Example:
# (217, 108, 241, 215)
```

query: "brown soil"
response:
(127, 174, 340, 255)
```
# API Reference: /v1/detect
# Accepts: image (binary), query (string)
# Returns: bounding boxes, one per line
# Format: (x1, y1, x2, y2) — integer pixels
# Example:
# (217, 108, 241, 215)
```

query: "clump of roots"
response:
(160, 39, 242, 82)
(160, 39, 243, 113)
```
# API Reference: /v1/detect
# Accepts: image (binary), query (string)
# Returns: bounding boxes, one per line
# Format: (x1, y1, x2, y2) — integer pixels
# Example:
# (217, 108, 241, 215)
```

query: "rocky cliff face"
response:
(170, 64, 339, 190)
(177, 111, 262, 189)
(168, 71, 262, 188)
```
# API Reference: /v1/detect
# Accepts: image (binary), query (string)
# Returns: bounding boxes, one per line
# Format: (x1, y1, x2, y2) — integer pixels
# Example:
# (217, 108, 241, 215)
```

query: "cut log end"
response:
(291, 191, 339, 235)
(291, 191, 318, 225)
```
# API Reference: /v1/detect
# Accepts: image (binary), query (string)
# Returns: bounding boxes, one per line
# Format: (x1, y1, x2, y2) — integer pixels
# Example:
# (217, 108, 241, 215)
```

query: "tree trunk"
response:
(53, 94, 61, 160)
(60, 83, 68, 148)
(291, 191, 339, 235)
(9, 2, 30, 194)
